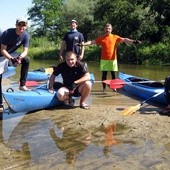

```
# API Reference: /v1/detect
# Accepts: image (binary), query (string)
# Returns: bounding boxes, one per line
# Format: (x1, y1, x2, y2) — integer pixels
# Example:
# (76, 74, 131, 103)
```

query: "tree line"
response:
(27, 0, 170, 65)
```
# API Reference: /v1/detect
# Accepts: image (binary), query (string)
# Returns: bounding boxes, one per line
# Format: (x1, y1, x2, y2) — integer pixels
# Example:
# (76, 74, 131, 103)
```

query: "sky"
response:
(0, 0, 33, 31)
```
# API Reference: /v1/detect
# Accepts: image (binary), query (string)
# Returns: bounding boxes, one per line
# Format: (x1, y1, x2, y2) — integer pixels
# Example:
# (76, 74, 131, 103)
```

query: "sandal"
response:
(159, 107, 170, 116)
(80, 103, 90, 110)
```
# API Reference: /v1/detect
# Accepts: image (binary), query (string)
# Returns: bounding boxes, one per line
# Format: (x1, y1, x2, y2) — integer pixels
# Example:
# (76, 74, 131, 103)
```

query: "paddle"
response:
(109, 79, 164, 89)
(120, 91, 164, 116)
(25, 81, 46, 87)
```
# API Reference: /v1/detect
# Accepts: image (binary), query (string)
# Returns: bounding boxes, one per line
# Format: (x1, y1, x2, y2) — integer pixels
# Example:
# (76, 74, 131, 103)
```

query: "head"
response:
(104, 23, 112, 35)
(65, 51, 77, 68)
(70, 19, 78, 30)
(15, 17, 28, 35)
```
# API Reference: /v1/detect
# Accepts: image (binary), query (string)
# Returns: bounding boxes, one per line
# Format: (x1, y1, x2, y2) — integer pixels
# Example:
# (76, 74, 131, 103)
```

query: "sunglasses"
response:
(17, 23, 27, 27)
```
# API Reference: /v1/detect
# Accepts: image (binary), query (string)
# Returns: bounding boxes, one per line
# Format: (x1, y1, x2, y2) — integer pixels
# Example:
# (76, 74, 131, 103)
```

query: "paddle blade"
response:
(26, 81, 39, 87)
(45, 68, 53, 74)
(120, 104, 141, 116)
(102, 80, 111, 85)
(110, 79, 126, 89)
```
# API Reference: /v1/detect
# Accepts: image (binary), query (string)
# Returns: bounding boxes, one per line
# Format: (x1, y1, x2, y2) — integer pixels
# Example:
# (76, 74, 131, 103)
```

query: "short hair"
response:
(66, 51, 77, 58)
(105, 23, 112, 29)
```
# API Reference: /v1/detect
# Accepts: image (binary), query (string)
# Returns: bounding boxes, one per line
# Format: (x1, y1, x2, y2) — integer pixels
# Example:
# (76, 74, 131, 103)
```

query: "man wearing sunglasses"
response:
(0, 17, 30, 112)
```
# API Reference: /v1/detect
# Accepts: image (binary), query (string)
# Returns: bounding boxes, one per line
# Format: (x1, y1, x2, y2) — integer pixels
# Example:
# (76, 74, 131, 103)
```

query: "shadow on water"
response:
(0, 109, 136, 168)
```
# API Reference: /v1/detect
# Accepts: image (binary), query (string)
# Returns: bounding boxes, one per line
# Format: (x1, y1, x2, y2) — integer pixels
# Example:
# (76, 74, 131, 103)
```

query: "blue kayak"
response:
(26, 67, 53, 81)
(2, 66, 16, 79)
(3, 85, 63, 113)
(3, 73, 95, 112)
(118, 72, 167, 105)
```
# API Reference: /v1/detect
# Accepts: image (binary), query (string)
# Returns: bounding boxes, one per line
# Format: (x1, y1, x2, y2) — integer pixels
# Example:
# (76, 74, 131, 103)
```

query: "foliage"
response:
(27, 0, 170, 65)
(28, 37, 59, 60)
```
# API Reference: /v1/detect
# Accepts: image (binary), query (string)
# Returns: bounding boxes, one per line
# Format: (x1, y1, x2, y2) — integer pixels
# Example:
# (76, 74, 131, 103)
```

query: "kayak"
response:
(2, 66, 16, 79)
(3, 73, 95, 113)
(26, 67, 53, 81)
(3, 85, 63, 113)
(118, 72, 167, 105)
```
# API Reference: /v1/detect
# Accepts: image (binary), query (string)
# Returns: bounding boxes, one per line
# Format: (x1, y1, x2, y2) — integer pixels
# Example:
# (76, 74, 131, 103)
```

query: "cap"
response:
(70, 19, 77, 24)
(16, 17, 28, 24)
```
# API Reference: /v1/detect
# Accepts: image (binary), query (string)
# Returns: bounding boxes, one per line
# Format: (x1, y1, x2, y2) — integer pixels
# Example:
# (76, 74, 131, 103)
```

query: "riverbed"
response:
(0, 76, 170, 169)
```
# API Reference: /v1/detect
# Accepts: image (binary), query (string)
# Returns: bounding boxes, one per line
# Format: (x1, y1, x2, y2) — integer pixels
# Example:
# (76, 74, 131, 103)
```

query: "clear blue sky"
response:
(0, 0, 33, 31)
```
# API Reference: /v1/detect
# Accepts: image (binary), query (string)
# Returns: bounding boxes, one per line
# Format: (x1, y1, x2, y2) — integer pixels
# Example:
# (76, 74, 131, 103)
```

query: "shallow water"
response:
(1, 61, 170, 169)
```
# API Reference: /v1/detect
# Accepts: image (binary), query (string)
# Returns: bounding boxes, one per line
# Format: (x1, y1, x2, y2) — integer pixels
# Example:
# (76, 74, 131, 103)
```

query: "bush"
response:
(28, 37, 59, 60)
(139, 42, 170, 65)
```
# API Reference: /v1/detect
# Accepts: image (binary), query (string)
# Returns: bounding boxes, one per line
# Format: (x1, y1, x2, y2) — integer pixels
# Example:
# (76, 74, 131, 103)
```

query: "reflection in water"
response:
(0, 110, 129, 167)
(50, 126, 91, 165)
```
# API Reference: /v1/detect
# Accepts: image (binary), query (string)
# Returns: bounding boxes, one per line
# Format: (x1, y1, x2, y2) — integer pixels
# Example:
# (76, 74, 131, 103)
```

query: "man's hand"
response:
(75, 43, 83, 47)
(68, 83, 77, 91)
(11, 58, 20, 67)
(133, 40, 142, 44)
(48, 88, 54, 94)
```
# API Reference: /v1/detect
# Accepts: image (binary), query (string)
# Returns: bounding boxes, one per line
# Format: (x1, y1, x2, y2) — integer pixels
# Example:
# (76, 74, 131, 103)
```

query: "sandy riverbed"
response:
(0, 81, 169, 170)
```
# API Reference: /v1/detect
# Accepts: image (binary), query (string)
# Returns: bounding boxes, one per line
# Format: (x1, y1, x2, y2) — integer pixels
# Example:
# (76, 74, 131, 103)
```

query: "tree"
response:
(28, 0, 63, 42)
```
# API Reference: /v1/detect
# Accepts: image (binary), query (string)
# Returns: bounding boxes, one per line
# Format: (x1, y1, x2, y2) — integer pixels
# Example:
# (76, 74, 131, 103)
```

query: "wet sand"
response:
(0, 81, 170, 170)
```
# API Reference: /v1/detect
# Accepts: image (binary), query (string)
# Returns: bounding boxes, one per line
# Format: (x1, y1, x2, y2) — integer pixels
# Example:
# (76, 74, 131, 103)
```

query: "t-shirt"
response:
(63, 30, 84, 56)
(95, 34, 122, 60)
(0, 28, 30, 56)
(53, 61, 88, 87)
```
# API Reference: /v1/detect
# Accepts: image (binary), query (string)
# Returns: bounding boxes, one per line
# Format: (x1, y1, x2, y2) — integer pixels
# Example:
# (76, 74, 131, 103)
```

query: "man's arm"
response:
(19, 47, 28, 58)
(59, 41, 66, 61)
(48, 73, 56, 93)
(82, 40, 96, 46)
(121, 38, 142, 44)
(74, 72, 91, 84)
(79, 41, 85, 60)
(1, 44, 13, 60)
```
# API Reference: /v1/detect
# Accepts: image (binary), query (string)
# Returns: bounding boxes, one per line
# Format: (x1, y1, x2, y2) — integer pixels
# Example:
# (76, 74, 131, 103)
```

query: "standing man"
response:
(48, 51, 92, 109)
(159, 76, 170, 116)
(0, 29, 3, 112)
(59, 19, 85, 61)
(0, 17, 30, 90)
(82, 23, 141, 92)
(0, 17, 30, 112)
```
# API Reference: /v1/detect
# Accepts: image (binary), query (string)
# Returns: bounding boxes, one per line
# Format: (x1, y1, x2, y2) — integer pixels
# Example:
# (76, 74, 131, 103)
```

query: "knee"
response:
(57, 87, 69, 101)
(83, 81, 92, 90)
(21, 57, 30, 64)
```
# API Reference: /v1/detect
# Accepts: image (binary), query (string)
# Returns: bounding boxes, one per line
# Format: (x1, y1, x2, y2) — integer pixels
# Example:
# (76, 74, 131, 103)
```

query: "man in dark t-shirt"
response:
(48, 51, 92, 109)
(59, 20, 85, 61)
(0, 17, 30, 91)
(0, 17, 30, 112)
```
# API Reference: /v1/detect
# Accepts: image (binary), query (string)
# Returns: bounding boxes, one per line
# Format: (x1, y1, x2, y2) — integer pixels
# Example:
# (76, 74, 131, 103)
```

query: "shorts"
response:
(53, 82, 81, 97)
(100, 59, 118, 71)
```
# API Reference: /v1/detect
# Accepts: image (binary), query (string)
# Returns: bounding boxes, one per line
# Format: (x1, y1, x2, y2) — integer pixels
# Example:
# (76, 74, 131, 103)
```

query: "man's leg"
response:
(102, 71, 107, 92)
(20, 57, 30, 87)
(78, 81, 92, 108)
(0, 74, 3, 112)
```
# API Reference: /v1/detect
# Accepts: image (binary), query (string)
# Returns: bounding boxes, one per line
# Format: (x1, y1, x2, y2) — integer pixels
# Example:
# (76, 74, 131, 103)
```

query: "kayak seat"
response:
(148, 82, 164, 88)
(33, 67, 45, 72)
(128, 77, 147, 82)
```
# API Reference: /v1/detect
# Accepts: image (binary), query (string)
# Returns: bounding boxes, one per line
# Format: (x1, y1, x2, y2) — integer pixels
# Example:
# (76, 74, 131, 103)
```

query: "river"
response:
(1, 61, 170, 169)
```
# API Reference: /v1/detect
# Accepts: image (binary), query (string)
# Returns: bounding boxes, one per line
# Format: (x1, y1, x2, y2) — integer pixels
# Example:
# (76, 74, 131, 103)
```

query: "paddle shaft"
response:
(95, 79, 164, 84)
(140, 91, 164, 106)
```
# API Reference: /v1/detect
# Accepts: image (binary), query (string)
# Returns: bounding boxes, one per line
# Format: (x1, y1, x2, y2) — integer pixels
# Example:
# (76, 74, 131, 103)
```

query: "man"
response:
(0, 29, 3, 112)
(0, 17, 30, 112)
(82, 23, 141, 92)
(159, 76, 170, 116)
(59, 19, 85, 61)
(48, 51, 92, 109)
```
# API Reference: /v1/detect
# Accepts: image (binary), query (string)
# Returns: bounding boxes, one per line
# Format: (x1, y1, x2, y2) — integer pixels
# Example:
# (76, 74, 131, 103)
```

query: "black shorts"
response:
(53, 82, 81, 97)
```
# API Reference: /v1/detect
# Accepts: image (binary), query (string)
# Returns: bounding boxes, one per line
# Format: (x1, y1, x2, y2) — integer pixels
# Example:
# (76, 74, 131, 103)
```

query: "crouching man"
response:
(48, 51, 92, 109)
